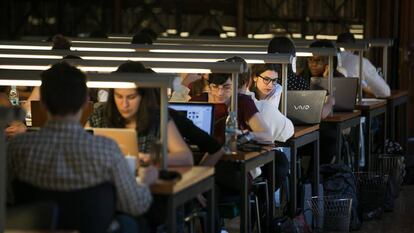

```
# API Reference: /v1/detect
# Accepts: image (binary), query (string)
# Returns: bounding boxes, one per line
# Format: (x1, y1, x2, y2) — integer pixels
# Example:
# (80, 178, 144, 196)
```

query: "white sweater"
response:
(340, 51, 391, 98)
(246, 85, 294, 142)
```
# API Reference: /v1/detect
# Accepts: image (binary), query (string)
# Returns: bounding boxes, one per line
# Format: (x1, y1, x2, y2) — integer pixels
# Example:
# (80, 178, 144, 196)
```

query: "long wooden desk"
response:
(275, 124, 320, 217)
(219, 146, 276, 233)
(321, 111, 361, 170)
(382, 90, 409, 152)
(150, 166, 215, 233)
(356, 99, 387, 171)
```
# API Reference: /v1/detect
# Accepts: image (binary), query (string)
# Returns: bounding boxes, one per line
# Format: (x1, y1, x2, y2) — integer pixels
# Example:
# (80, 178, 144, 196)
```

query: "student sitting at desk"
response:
(247, 64, 294, 142)
(88, 62, 193, 166)
(190, 65, 273, 144)
(7, 62, 158, 231)
(336, 32, 391, 98)
(268, 37, 335, 119)
(0, 92, 27, 138)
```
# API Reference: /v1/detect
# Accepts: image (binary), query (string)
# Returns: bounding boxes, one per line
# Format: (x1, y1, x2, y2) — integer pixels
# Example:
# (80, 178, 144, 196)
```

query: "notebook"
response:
(30, 101, 93, 127)
(169, 102, 215, 135)
(287, 90, 327, 124)
(91, 128, 139, 156)
(310, 77, 358, 112)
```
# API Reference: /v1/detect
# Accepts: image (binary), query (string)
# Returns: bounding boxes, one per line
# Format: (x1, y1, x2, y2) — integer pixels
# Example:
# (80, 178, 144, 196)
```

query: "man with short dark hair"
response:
(7, 62, 158, 220)
(337, 32, 391, 97)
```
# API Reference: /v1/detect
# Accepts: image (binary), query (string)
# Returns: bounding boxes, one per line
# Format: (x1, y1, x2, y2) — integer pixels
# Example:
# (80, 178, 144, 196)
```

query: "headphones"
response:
(291, 56, 297, 73)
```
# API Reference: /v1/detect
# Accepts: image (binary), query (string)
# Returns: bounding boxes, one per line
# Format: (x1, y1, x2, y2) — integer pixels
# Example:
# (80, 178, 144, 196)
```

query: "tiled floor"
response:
(356, 185, 414, 233)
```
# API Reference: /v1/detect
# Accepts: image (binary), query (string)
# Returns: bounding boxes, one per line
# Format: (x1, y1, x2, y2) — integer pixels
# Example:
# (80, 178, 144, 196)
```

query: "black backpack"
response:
(320, 164, 361, 231)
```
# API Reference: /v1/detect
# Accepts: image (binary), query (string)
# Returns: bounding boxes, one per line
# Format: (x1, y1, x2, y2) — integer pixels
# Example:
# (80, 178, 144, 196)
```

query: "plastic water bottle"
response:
(9, 86, 19, 106)
(224, 111, 238, 155)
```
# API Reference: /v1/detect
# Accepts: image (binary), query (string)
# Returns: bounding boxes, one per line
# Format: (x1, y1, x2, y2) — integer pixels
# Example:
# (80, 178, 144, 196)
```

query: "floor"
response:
(355, 185, 414, 233)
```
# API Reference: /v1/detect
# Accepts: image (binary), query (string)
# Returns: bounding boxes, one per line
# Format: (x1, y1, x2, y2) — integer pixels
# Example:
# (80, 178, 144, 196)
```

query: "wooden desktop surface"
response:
(221, 146, 275, 161)
(322, 111, 361, 122)
(386, 90, 409, 100)
(293, 124, 320, 138)
(355, 99, 387, 111)
(150, 166, 214, 195)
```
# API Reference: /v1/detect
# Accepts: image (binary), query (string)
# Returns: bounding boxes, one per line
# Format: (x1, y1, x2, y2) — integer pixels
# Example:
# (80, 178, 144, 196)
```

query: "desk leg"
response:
(206, 181, 215, 233)
(403, 102, 408, 153)
(365, 115, 372, 171)
(336, 124, 342, 164)
(265, 152, 276, 232)
(241, 165, 249, 233)
(166, 197, 176, 233)
(388, 101, 396, 141)
(313, 134, 320, 197)
(290, 143, 297, 217)
(354, 122, 361, 172)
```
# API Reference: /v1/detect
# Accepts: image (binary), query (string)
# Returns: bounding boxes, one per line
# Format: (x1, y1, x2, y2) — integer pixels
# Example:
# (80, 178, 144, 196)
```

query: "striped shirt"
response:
(7, 119, 152, 216)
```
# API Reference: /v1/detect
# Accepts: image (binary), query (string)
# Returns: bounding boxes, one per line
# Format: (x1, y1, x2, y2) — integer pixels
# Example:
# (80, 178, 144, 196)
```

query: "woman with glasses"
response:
(248, 64, 295, 142)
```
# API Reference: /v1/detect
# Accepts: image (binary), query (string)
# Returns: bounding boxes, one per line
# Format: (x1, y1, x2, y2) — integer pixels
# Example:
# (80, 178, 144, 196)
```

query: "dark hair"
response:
(105, 61, 159, 134)
(63, 55, 82, 60)
(198, 28, 221, 37)
(131, 33, 153, 45)
(140, 28, 158, 41)
(250, 64, 277, 78)
(40, 62, 87, 116)
(337, 32, 356, 43)
(309, 39, 339, 69)
(224, 56, 250, 89)
(267, 37, 296, 55)
(51, 34, 71, 50)
(208, 73, 231, 85)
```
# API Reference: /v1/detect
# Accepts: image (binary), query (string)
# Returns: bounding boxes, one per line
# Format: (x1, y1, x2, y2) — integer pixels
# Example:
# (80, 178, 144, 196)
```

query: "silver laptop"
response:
(287, 90, 327, 124)
(310, 77, 358, 112)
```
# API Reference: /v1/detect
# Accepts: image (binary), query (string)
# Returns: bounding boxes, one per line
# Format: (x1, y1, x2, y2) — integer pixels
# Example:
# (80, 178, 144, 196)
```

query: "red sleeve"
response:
(237, 94, 259, 131)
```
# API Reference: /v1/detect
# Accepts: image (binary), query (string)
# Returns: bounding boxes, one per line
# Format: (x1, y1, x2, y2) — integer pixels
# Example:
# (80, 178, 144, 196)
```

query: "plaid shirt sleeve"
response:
(110, 144, 153, 216)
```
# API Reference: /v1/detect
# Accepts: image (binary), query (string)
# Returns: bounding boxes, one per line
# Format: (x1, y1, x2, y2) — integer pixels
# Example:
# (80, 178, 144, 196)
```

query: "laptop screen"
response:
(169, 102, 214, 135)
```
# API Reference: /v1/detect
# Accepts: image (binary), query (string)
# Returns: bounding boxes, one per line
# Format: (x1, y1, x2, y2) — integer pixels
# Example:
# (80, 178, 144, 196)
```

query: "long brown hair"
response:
(104, 61, 160, 134)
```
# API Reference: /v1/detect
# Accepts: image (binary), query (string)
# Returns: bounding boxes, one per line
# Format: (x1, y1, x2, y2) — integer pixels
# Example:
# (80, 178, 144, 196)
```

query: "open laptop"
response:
(310, 77, 358, 112)
(31, 101, 93, 127)
(287, 90, 327, 124)
(91, 128, 139, 156)
(169, 102, 215, 135)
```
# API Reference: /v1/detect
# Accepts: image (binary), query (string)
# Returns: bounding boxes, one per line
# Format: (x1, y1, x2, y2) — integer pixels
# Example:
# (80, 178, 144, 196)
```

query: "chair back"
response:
(13, 181, 115, 233)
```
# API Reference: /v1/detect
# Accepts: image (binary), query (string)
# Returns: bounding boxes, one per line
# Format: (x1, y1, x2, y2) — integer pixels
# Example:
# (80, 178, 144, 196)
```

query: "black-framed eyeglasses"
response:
(257, 74, 278, 85)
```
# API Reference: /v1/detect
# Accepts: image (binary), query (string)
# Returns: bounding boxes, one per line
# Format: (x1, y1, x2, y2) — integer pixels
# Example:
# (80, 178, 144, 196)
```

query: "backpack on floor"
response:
(320, 164, 361, 231)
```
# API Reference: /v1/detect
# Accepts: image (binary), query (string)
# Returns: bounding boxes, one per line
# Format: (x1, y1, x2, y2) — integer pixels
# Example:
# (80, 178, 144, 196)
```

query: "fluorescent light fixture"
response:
(167, 29, 177, 34)
(355, 34, 364, 39)
(226, 32, 236, 37)
(149, 49, 266, 54)
(253, 34, 274, 39)
(219, 33, 228, 38)
(222, 25, 236, 32)
(152, 68, 211, 73)
(316, 34, 337, 40)
(295, 52, 313, 57)
(108, 36, 132, 40)
(245, 59, 265, 64)
(350, 24, 364, 29)
(71, 40, 130, 45)
(71, 47, 135, 52)
(0, 54, 63, 59)
(349, 29, 363, 34)
(305, 35, 315, 40)
(82, 56, 218, 62)
(247, 34, 253, 39)
(0, 65, 50, 70)
(0, 45, 51, 50)
(77, 66, 117, 72)
(87, 81, 136, 88)
(161, 32, 168, 37)
(339, 47, 345, 51)
(180, 32, 190, 37)
(0, 79, 41, 86)
(292, 33, 302, 38)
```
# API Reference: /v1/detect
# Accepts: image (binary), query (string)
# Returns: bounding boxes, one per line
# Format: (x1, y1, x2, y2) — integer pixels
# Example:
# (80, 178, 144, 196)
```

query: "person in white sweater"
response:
(246, 63, 294, 142)
(337, 32, 391, 98)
